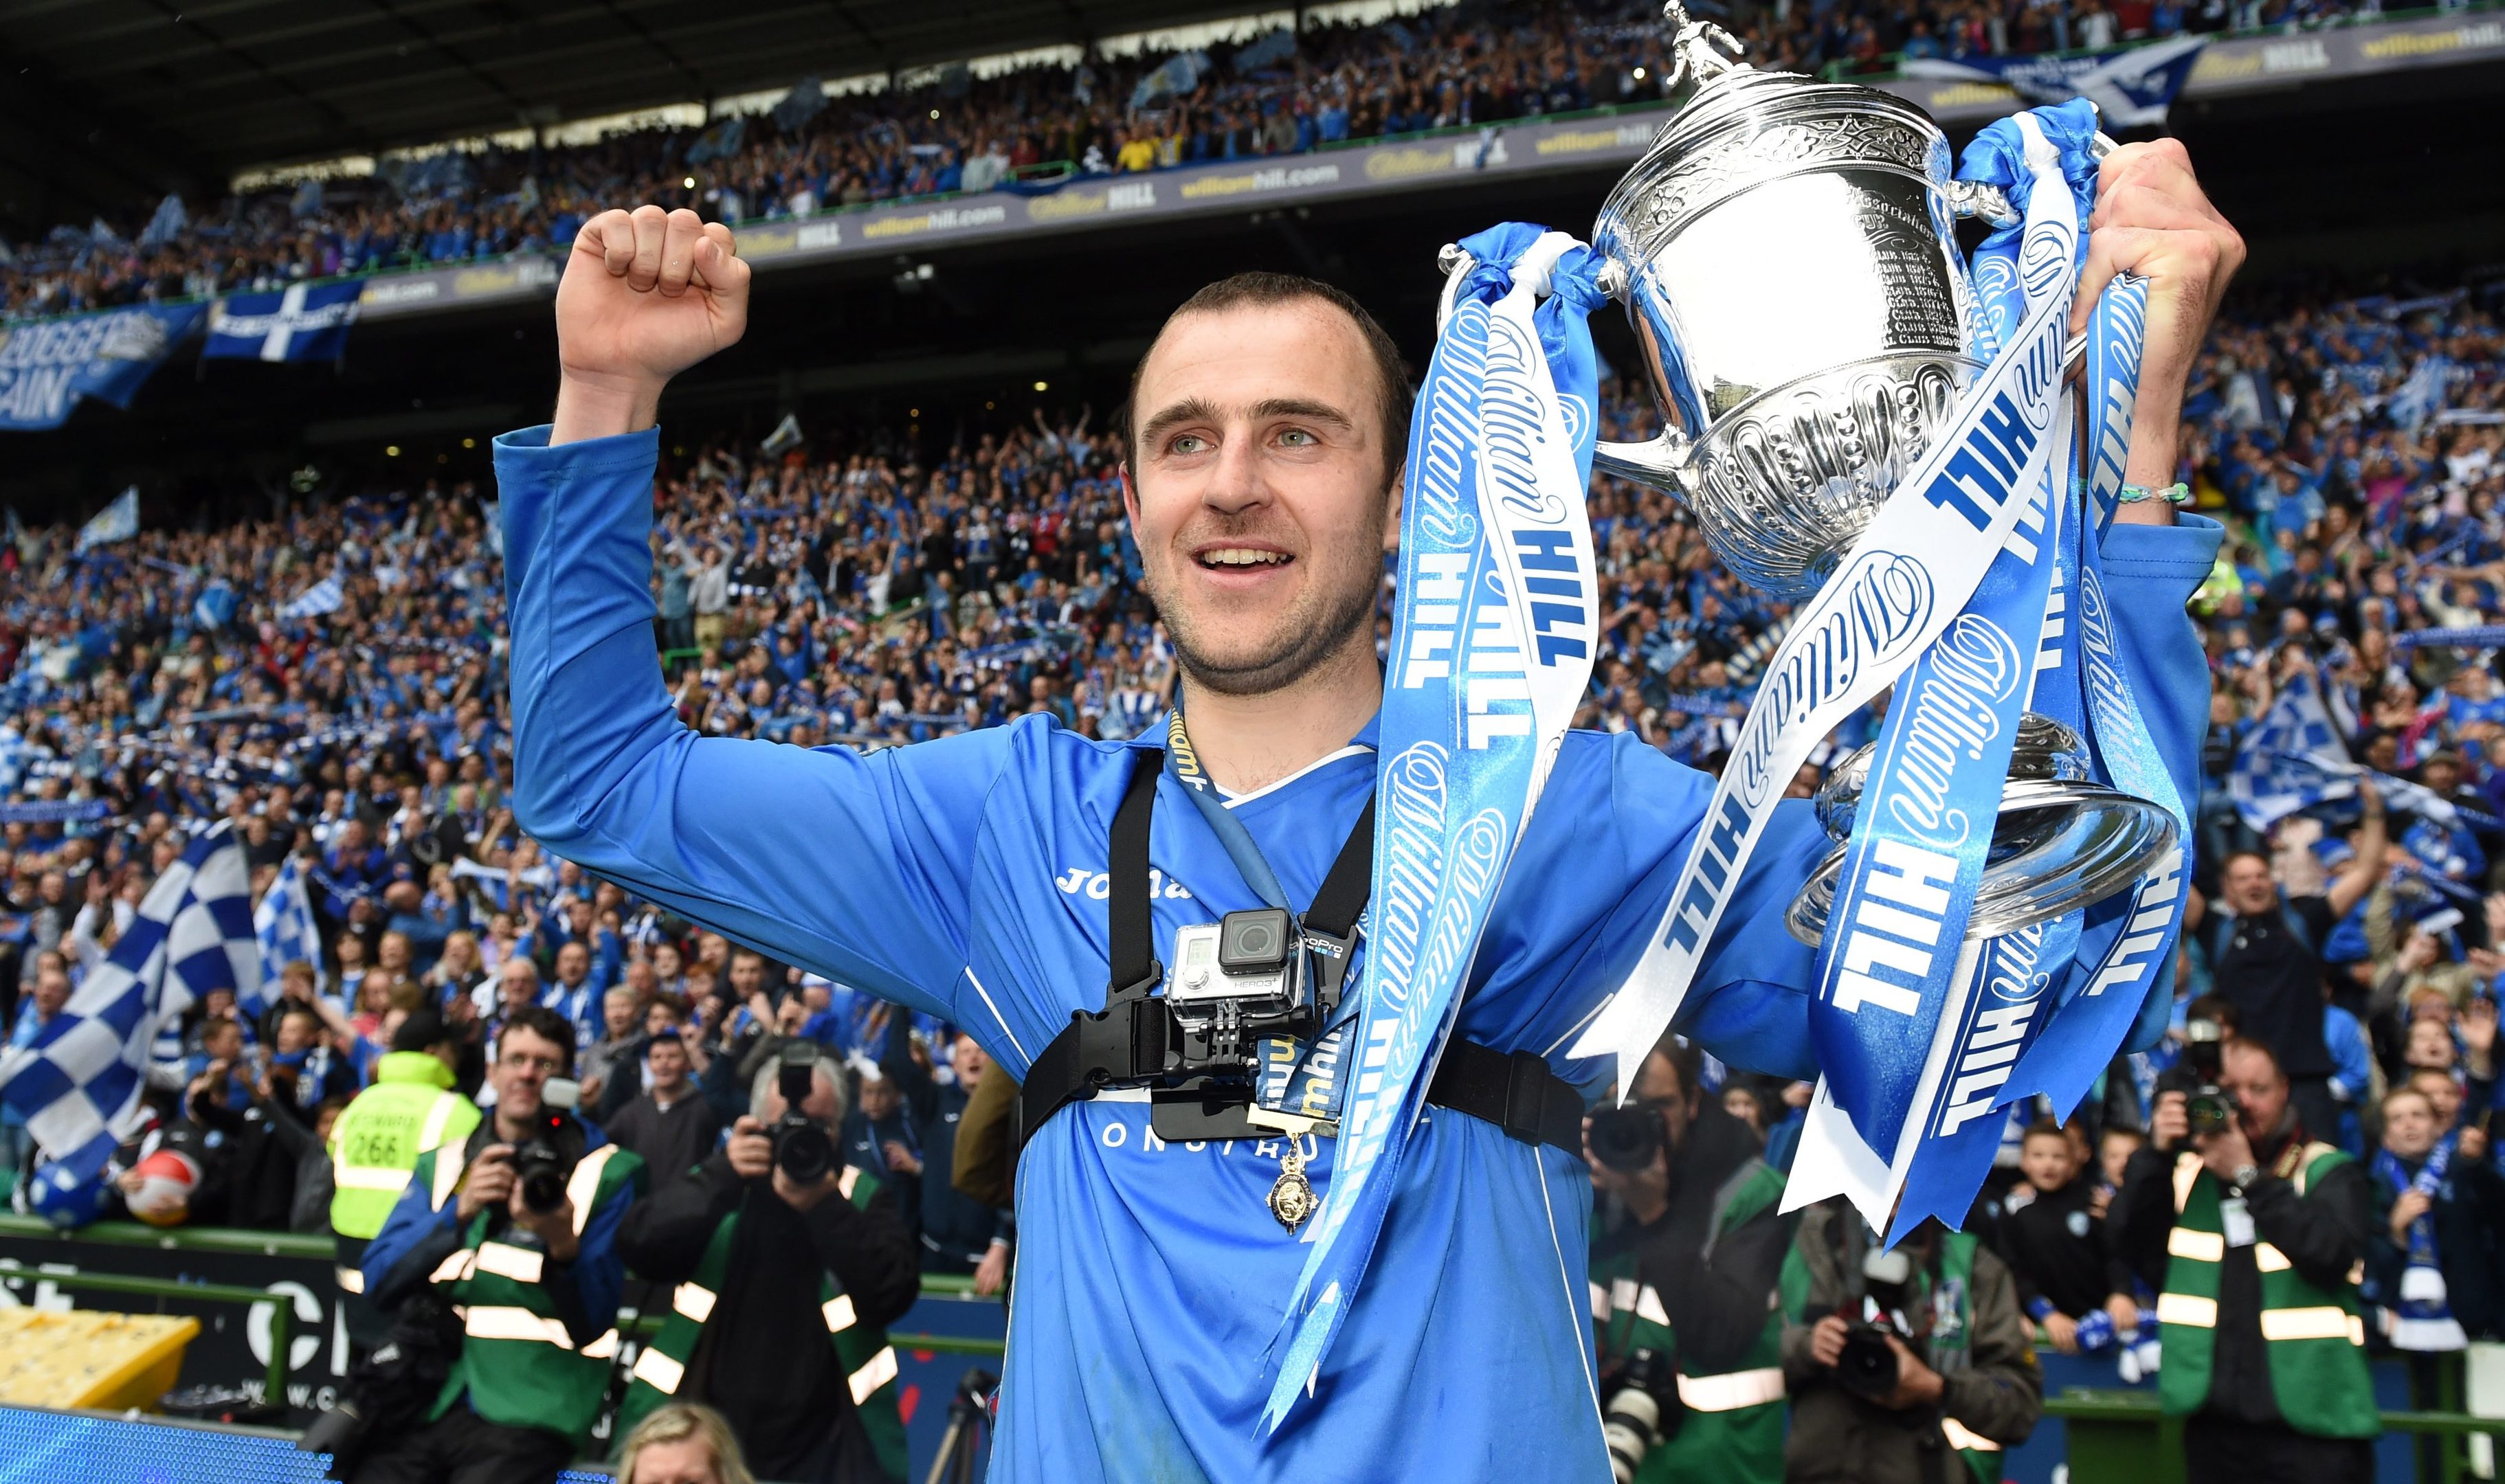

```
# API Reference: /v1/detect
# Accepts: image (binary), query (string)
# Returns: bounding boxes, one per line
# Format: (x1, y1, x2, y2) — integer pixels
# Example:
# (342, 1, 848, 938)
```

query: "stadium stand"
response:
(0, 0, 2431, 317)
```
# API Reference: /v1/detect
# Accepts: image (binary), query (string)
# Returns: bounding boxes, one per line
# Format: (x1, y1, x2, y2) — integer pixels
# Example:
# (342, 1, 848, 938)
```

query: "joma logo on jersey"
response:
(1056, 866, 1191, 900)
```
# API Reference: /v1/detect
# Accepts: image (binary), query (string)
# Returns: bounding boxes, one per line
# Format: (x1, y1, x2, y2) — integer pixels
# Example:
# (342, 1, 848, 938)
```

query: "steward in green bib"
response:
(2111, 1036, 2378, 1484)
(618, 1044, 921, 1484)
(1781, 1200, 2042, 1484)
(326, 1010, 479, 1337)
(356, 1007, 645, 1484)
(1587, 1041, 1790, 1484)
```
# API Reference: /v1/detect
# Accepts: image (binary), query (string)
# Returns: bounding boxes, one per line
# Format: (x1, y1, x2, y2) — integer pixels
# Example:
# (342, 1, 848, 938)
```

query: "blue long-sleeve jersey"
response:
(496, 425, 2220, 1483)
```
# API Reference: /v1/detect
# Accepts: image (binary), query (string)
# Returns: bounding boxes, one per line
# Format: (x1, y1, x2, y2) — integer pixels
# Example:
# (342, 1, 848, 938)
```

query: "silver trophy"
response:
(1590, 2, 2173, 941)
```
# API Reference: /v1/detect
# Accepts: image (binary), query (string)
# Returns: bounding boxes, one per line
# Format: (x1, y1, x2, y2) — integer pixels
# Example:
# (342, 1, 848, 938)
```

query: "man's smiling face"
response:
(1122, 297, 1401, 697)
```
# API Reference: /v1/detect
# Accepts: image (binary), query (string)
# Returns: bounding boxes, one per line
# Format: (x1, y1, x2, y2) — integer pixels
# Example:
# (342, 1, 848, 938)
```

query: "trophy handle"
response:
(1593, 431, 1698, 502)
(1948, 131, 2122, 229)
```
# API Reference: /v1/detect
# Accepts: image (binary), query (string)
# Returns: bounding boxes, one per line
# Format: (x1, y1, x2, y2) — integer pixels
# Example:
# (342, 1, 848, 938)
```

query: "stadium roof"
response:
(0, 0, 1276, 229)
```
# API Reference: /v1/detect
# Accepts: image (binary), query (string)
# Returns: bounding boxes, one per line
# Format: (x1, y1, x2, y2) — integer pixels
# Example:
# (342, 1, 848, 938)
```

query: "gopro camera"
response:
(1168, 908, 1310, 1060)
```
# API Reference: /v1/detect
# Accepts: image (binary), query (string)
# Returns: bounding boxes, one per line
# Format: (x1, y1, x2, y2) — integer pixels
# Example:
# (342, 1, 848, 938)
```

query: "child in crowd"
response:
(1996, 1121, 2134, 1354)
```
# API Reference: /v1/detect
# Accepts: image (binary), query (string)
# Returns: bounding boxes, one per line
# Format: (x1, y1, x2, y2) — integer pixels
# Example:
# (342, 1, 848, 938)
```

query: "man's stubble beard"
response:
(1150, 528, 1385, 699)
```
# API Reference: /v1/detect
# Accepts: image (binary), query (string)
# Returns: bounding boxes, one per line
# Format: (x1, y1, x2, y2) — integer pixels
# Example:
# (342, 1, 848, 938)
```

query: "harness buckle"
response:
(1068, 974, 1173, 1092)
(1502, 1048, 1552, 1147)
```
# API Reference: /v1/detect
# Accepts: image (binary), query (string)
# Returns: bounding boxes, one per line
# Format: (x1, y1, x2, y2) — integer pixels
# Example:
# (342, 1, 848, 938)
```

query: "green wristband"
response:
(2115, 482, 2192, 506)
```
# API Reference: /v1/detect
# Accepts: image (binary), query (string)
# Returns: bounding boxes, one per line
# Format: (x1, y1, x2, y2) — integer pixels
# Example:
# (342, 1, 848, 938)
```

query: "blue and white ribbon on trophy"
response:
(1783, 104, 2086, 1233)
(1568, 107, 2080, 1122)
(1937, 106, 2192, 1231)
(1259, 223, 1607, 1430)
(1576, 100, 2192, 1239)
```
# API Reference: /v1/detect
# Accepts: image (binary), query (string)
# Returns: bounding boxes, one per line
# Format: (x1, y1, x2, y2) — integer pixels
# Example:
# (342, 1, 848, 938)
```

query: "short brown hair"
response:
(2382, 1085, 2437, 1117)
(497, 1006, 577, 1073)
(1123, 272, 1412, 479)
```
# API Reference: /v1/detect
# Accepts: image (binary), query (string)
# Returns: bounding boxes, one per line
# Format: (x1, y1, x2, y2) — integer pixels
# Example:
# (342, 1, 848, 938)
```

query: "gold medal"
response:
(1267, 1140, 1317, 1232)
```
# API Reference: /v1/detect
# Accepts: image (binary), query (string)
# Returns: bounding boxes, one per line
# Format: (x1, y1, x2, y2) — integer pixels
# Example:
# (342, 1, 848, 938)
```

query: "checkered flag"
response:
(251, 853, 324, 1013)
(0, 824, 256, 1187)
(2229, 668, 2355, 831)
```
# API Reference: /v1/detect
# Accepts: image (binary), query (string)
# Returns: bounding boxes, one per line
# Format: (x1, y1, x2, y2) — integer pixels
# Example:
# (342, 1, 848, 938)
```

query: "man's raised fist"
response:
(551, 205, 750, 442)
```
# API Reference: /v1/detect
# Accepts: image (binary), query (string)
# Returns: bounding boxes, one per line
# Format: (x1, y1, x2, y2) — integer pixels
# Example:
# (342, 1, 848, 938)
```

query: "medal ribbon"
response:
(1258, 223, 1605, 1435)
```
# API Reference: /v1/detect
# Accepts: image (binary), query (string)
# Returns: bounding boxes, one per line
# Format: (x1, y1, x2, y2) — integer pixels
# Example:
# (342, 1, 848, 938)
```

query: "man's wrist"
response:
(551, 372, 665, 445)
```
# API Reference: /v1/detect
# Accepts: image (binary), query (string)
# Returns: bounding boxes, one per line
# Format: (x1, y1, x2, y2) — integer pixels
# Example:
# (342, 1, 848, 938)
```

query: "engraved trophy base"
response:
(1783, 717, 2178, 945)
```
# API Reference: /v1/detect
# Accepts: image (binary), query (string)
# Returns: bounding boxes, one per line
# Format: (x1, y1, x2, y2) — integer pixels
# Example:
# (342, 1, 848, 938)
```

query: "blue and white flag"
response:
(0, 302, 205, 431)
(0, 826, 256, 1195)
(684, 115, 747, 166)
(1234, 28, 1298, 69)
(76, 486, 139, 552)
(1903, 34, 2207, 128)
(2387, 355, 2451, 431)
(281, 573, 345, 619)
(203, 280, 361, 363)
(1129, 49, 1212, 109)
(192, 578, 237, 631)
(2229, 668, 2352, 831)
(771, 76, 827, 133)
(1260, 223, 1605, 1432)
(2392, 625, 2505, 650)
(252, 854, 324, 1012)
(135, 193, 188, 250)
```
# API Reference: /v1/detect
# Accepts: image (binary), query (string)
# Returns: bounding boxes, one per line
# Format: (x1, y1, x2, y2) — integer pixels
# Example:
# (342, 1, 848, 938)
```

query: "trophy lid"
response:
(1596, 1, 1954, 270)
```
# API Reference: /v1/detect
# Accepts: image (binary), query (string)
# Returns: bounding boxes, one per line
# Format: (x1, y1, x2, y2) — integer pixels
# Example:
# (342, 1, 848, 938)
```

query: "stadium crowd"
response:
(2, 0, 2402, 319)
(0, 267, 2495, 1477)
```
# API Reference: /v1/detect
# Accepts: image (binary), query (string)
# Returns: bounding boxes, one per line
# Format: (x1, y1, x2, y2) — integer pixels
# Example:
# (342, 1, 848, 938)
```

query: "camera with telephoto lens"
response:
(1833, 1246, 1915, 1402)
(772, 1043, 837, 1184)
(2175, 1018, 2238, 1136)
(513, 1134, 573, 1214)
(1601, 1346, 1683, 1484)
(1166, 908, 1315, 1063)
(1588, 1103, 1667, 1173)
(511, 1078, 582, 1215)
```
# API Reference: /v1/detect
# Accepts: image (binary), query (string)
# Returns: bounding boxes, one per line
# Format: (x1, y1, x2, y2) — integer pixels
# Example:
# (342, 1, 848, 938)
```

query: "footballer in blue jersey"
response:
(504, 170, 2238, 1482)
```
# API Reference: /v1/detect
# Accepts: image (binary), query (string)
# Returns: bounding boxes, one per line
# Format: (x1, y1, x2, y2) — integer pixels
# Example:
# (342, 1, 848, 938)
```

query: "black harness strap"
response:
(1016, 747, 1582, 1157)
(1103, 751, 1164, 1000)
(1018, 752, 1168, 1151)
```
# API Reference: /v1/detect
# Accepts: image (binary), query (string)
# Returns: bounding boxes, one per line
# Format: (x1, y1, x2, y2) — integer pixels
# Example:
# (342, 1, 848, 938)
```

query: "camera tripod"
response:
(922, 1368, 998, 1484)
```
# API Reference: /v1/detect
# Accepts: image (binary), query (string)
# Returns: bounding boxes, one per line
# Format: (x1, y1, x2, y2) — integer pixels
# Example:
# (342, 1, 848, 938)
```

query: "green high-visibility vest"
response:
(413, 1135, 647, 1447)
(2155, 1144, 2378, 1439)
(1594, 1160, 1788, 1484)
(616, 1164, 909, 1481)
(326, 1053, 479, 1242)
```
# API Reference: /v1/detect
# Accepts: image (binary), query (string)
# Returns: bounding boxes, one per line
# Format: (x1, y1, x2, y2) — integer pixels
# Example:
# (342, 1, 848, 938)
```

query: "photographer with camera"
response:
(350, 1006, 647, 1483)
(2109, 1035, 2377, 1483)
(616, 1043, 920, 1483)
(1585, 1038, 1789, 1484)
(1779, 1201, 2042, 1484)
